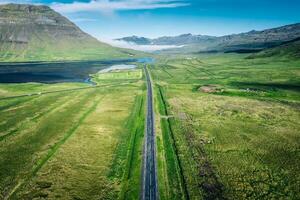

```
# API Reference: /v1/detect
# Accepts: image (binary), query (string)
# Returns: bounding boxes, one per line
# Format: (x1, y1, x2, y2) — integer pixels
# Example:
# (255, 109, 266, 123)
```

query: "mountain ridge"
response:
(116, 23, 300, 53)
(116, 33, 217, 46)
(247, 37, 300, 59)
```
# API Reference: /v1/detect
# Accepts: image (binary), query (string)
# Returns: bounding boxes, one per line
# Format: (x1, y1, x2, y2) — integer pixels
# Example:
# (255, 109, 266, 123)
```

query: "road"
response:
(141, 66, 159, 200)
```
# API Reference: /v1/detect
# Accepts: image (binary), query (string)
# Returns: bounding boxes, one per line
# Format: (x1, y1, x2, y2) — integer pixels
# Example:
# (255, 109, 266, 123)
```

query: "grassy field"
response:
(0, 53, 299, 199)
(0, 82, 88, 98)
(0, 68, 145, 199)
(93, 69, 143, 81)
(151, 54, 300, 199)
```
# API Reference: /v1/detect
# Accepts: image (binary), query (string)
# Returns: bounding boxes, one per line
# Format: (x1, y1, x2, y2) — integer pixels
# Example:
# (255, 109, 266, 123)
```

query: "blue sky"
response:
(2, 0, 300, 39)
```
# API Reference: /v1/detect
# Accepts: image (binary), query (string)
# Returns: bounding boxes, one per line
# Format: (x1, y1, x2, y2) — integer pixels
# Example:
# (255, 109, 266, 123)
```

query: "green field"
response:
(151, 54, 300, 199)
(0, 69, 145, 199)
(93, 69, 143, 81)
(0, 53, 299, 200)
(1, 2, 299, 200)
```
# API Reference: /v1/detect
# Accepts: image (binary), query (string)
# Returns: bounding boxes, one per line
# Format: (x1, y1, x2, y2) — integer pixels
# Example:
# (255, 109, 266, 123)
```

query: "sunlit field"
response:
(151, 54, 300, 199)
(0, 68, 145, 199)
(1, 2, 300, 199)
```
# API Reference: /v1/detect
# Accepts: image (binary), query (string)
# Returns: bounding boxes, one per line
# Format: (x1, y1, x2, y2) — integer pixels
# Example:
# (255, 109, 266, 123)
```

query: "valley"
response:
(151, 53, 300, 199)
(1, 52, 299, 199)
(0, 2, 299, 200)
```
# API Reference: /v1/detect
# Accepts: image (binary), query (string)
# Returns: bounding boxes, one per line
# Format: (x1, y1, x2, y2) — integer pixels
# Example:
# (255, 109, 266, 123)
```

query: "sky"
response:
(1, 0, 300, 40)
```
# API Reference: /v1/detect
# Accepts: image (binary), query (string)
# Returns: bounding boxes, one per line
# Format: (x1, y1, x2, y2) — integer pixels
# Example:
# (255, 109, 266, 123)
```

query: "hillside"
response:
(247, 37, 300, 59)
(215, 23, 300, 51)
(0, 4, 136, 62)
(117, 23, 300, 54)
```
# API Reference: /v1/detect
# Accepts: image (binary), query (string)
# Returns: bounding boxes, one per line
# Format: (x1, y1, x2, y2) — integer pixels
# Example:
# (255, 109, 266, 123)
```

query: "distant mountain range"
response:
(1, 3, 298, 61)
(116, 23, 300, 54)
(0, 4, 136, 62)
(116, 34, 216, 46)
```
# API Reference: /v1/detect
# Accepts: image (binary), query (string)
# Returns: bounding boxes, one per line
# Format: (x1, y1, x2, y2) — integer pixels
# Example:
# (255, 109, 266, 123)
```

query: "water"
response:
(0, 58, 153, 84)
(137, 57, 155, 64)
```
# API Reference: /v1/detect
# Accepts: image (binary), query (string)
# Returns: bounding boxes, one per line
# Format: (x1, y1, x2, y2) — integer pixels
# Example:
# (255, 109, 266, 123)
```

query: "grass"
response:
(92, 67, 144, 87)
(94, 69, 143, 80)
(0, 31, 143, 62)
(0, 69, 146, 199)
(0, 88, 98, 198)
(116, 94, 145, 200)
(155, 84, 189, 200)
(150, 53, 300, 199)
(0, 82, 88, 98)
(1, 51, 299, 199)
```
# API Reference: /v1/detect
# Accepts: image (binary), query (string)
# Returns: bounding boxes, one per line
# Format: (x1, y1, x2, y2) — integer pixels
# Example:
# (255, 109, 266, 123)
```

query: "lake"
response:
(0, 58, 151, 84)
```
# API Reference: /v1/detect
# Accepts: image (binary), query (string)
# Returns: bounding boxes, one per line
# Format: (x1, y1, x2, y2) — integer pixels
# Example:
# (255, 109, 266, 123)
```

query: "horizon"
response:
(1, 0, 300, 40)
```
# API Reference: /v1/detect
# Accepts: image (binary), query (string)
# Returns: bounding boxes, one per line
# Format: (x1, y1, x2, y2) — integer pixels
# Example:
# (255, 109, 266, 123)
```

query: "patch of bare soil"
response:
(199, 85, 223, 93)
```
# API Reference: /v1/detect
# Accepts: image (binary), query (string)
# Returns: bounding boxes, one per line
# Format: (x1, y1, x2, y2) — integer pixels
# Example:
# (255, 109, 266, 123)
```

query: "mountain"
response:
(209, 23, 300, 53)
(117, 23, 300, 54)
(151, 34, 217, 45)
(247, 37, 300, 59)
(116, 36, 152, 45)
(116, 34, 216, 46)
(0, 4, 136, 62)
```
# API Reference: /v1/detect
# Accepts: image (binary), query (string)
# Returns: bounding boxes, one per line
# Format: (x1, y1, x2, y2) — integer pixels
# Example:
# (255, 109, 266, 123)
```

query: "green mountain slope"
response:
(0, 4, 136, 62)
(247, 38, 300, 59)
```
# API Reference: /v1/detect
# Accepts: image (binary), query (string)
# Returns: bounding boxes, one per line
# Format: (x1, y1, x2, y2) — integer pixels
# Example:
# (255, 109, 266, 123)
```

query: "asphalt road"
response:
(141, 66, 159, 200)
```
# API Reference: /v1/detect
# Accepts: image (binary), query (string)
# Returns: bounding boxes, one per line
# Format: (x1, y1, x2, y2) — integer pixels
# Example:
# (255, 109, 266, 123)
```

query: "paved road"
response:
(141, 66, 159, 200)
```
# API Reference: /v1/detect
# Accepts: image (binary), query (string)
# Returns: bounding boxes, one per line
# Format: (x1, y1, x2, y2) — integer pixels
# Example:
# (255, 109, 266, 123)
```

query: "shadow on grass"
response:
(229, 82, 300, 92)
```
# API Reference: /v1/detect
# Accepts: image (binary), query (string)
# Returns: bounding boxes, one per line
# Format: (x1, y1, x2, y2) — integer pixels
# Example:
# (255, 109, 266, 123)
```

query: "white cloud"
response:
(100, 37, 183, 52)
(51, 0, 190, 14)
